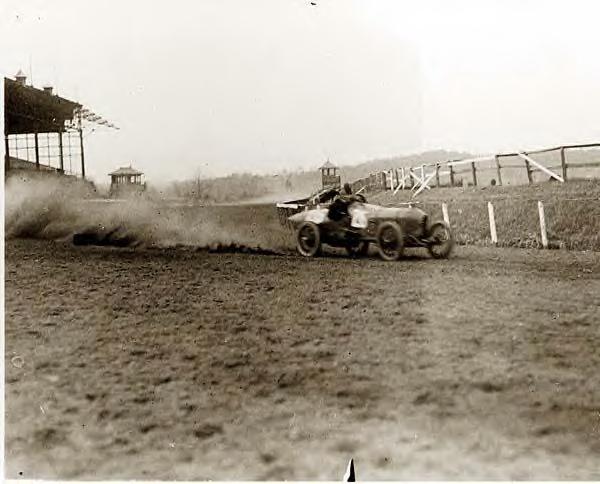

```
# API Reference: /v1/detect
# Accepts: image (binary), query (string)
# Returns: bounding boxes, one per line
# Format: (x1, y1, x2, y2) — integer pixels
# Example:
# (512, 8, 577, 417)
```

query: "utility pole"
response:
(78, 110, 85, 179)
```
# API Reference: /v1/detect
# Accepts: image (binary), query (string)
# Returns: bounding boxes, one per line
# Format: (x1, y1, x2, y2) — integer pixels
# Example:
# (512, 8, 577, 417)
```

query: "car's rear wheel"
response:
(427, 221, 454, 259)
(296, 222, 321, 257)
(376, 221, 404, 261)
(345, 241, 369, 257)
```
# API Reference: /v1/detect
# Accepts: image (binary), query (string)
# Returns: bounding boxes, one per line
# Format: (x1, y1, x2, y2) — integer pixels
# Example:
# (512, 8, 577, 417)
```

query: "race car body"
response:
(287, 198, 454, 261)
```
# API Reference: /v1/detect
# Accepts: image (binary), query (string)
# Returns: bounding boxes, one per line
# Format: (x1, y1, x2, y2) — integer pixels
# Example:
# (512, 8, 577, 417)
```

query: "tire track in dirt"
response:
(4, 240, 600, 479)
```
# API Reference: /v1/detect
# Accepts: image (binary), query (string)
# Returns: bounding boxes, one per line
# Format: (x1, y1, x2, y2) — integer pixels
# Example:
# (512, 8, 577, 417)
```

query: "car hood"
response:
(289, 208, 329, 225)
(355, 203, 425, 220)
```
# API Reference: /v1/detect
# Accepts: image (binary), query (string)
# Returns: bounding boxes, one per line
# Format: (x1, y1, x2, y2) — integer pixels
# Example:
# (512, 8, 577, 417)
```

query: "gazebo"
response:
(109, 165, 145, 197)
(319, 160, 341, 189)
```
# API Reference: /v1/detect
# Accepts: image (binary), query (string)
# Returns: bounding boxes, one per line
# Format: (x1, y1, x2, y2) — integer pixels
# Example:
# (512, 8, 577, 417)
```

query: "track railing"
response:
(354, 142, 600, 196)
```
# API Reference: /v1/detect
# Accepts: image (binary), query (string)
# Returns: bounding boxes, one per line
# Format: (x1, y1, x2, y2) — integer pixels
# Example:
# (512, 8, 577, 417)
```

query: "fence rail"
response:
(352, 142, 600, 195)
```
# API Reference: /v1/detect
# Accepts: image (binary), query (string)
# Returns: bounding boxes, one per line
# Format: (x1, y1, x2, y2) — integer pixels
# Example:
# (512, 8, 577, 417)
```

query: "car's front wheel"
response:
(296, 221, 321, 257)
(427, 221, 454, 259)
(376, 221, 404, 261)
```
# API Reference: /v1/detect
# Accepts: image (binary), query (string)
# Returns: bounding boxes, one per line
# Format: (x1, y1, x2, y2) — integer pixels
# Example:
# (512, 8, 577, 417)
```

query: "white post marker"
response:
(389, 169, 395, 191)
(487, 201, 498, 244)
(441, 202, 450, 225)
(538, 200, 548, 248)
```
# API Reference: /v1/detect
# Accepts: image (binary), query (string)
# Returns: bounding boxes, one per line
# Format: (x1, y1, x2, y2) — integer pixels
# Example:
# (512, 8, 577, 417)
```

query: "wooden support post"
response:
(79, 127, 86, 179)
(4, 135, 10, 173)
(441, 202, 450, 225)
(58, 131, 64, 173)
(393, 168, 403, 195)
(525, 160, 533, 184)
(524, 154, 533, 184)
(494, 155, 503, 186)
(538, 201, 548, 249)
(435, 163, 440, 187)
(487, 201, 498, 244)
(449, 164, 455, 187)
(34, 132, 40, 170)
(409, 168, 415, 188)
(560, 147, 567, 182)
(471, 161, 478, 186)
(389, 170, 395, 191)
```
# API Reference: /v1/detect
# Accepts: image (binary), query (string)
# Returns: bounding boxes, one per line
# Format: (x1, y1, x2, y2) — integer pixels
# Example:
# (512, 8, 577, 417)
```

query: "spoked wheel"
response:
(296, 222, 321, 257)
(376, 221, 404, 261)
(345, 241, 369, 258)
(427, 221, 454, 259)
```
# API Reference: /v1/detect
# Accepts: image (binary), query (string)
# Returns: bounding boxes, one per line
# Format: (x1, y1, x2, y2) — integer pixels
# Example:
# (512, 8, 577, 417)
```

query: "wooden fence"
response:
(352, 142, 600, 195)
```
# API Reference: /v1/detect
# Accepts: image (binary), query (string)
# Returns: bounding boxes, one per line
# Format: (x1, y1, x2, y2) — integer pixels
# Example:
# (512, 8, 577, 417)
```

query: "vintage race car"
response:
(287, 197, 454, 261)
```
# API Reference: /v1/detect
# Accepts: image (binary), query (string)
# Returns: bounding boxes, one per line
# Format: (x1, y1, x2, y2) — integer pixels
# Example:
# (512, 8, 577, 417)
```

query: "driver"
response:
(342, 183, 364, 204)
(328, 183, 362, 226)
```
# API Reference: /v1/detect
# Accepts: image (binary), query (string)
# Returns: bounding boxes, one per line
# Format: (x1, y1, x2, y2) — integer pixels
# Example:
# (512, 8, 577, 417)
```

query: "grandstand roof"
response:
(4, 77, 81, 135)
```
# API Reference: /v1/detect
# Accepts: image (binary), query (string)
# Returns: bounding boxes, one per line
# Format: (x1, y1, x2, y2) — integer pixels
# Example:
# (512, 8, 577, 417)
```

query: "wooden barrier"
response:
(350, 141, 599, 196)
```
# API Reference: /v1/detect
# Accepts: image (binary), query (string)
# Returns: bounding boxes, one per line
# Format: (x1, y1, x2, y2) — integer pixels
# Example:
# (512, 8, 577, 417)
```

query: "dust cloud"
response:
(4, 176, 291, 253)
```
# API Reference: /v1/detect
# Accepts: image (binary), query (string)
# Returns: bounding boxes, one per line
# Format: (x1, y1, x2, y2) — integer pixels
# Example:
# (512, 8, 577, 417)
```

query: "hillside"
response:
(159, 150, 473, 204)
(153, 146, 600, 204)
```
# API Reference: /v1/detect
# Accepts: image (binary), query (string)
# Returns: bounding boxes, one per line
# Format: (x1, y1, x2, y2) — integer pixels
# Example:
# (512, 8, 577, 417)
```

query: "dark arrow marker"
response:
(343, 458, 355, 482)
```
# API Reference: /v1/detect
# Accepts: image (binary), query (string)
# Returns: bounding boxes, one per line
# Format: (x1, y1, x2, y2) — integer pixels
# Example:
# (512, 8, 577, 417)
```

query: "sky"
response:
(2, 0, 600, 183)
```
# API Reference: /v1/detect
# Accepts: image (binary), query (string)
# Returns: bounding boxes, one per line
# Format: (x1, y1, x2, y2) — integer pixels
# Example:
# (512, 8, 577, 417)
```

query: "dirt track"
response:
(5, 239, 600, 480)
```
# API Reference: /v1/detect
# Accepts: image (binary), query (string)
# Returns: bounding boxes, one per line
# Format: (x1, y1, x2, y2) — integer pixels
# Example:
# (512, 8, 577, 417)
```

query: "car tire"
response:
(376, 221, 404, 261)
(427, 221, 454, 259)
(296, 221, 321, 257)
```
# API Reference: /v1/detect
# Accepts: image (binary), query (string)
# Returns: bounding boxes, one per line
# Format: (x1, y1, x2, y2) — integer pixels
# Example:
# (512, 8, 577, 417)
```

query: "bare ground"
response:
(4, 240, 600, 480)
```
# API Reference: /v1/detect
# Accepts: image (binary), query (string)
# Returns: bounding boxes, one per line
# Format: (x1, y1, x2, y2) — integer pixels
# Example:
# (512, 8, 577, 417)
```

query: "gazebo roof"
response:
(319, 160, 337, 169)
(109, 166, 143, 176)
